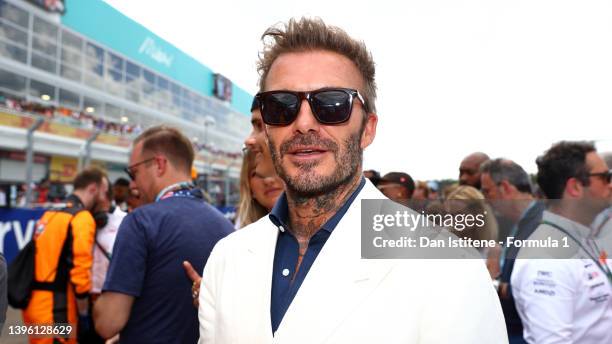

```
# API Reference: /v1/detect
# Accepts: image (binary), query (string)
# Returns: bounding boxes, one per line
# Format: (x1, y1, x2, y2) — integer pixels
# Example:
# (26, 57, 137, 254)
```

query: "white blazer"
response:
(199, 181, 508, 344)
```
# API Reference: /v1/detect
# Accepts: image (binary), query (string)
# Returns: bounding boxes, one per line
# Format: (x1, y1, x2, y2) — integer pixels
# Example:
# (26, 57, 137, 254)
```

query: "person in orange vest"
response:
(22, 167, 108, 344)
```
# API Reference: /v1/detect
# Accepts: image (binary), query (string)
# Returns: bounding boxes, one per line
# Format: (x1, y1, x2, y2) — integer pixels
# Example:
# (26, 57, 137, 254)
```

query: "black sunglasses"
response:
(124, 157, 155, 181)
(589, 169, 612, 184)
(255, 87, 368, 126)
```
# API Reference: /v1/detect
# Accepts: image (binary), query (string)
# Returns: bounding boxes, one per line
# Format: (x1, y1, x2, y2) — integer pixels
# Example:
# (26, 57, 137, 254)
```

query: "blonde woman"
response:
(235, 148, 284, 228)
(446, 185, 501, 278)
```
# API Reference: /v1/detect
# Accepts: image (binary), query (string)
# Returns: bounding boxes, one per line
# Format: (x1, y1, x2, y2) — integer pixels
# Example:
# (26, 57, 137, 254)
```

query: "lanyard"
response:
(499, 224, 519, 270)
(542, 220, 612, 284)
(155, 181, 195, 202)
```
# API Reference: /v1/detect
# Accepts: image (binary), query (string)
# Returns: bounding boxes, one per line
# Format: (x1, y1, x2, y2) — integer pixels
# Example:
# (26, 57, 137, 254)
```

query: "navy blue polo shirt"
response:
(269, 178, 365, 333)
(103, 188, 234, 344)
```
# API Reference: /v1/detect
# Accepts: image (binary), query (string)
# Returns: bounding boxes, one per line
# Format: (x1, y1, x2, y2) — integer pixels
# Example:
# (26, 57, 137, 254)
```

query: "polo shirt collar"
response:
(543, 210, 592, 240)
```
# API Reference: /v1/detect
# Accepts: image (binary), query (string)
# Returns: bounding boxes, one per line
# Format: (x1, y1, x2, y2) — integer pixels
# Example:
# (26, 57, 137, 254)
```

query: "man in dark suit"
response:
(480, 158, 545, 344)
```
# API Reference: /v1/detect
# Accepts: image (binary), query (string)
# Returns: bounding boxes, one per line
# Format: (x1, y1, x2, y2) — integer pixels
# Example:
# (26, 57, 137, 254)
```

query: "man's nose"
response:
(292, 99, 320, 134)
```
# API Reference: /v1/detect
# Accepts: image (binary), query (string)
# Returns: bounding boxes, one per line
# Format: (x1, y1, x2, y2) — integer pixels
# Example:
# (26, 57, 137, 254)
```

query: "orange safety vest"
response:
(22, 195, 95, 344)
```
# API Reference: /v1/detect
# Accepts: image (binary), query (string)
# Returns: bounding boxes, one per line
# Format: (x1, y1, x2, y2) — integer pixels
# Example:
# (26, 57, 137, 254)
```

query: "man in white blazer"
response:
(198, 17, 508, 344)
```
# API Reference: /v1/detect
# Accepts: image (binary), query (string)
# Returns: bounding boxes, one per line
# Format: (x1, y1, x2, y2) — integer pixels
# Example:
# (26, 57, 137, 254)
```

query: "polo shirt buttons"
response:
(282, 268, 290, 277)
(279, 226, 285, 232)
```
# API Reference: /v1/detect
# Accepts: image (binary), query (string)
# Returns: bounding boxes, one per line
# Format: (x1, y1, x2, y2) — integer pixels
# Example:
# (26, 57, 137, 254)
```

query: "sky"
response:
(104, 0, 612, 180)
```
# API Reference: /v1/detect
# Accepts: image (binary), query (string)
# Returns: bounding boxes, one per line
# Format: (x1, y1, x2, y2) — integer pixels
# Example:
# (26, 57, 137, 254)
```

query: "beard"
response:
(268, 127, 364, 198)
(90, 193, 106, 213)
(90, 194, 100, 212)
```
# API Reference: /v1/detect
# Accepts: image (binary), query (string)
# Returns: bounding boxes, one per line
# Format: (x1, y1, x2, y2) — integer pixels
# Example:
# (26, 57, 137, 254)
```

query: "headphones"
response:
(93, 206, 116, 229)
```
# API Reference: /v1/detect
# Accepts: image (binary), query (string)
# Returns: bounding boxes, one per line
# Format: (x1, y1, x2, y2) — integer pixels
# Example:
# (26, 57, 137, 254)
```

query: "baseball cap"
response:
(379, 172, 415, 192)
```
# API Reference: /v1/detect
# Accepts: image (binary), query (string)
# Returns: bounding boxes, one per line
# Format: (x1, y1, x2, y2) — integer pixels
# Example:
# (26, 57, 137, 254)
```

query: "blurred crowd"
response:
(5, 123, 609, 343)
(2, 98, 611, 344)
(0, 94, 142, 136)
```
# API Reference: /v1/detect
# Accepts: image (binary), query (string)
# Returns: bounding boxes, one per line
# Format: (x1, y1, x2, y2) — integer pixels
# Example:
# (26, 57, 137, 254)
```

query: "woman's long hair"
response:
(236, 150, 269, 228)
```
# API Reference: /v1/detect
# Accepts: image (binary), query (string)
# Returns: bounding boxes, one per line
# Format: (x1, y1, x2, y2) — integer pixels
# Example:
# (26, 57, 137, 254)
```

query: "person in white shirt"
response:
(92, 204, 126, 294)
(512, 141, 612, 344)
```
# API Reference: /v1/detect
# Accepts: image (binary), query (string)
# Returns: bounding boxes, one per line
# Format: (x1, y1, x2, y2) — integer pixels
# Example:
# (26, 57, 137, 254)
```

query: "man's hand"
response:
(183, 261, 202, 308)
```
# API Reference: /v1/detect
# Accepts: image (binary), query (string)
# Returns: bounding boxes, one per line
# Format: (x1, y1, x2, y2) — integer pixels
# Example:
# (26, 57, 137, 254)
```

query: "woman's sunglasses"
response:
(255, 87, 368, 126)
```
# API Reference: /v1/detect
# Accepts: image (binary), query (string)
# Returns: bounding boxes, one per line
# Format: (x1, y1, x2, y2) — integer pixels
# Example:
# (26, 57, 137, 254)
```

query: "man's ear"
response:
(564, 177, 583, 199)
(155, 156, 167, 177)
(499, 180, 514, 197)
(360, 112, 378, 149)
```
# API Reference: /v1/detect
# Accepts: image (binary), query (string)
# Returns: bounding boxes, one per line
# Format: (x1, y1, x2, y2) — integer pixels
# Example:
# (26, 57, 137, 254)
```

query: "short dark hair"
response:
(536, 141, 596, 199)
(258, 17, 377, 112)
(364, 169, 381, 187)
(105, 176, 113, 201)
(133, 125, 194, 174)
(480, 158, 532, 194)
(113, 177, 130, 187)
(73, 167, 106, 191)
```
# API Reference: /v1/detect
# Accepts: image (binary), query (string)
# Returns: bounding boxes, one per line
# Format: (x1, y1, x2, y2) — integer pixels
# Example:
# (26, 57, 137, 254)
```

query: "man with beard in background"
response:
(22, 167, 108, 344)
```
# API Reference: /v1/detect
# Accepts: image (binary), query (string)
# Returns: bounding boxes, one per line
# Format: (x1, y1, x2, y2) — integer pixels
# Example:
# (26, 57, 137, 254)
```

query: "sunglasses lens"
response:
(261, 93, 299, 125)
(311, 90, 352, 124)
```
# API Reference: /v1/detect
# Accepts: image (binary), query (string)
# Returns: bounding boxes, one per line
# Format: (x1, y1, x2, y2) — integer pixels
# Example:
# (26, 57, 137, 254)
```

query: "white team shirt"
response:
(511, 211, 612, 344)
(92, 206, 126, 293)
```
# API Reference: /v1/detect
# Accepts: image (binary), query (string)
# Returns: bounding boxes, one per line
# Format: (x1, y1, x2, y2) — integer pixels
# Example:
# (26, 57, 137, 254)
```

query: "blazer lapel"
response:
(273, 182, 395, 343)
(234, 218, 279, 343)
